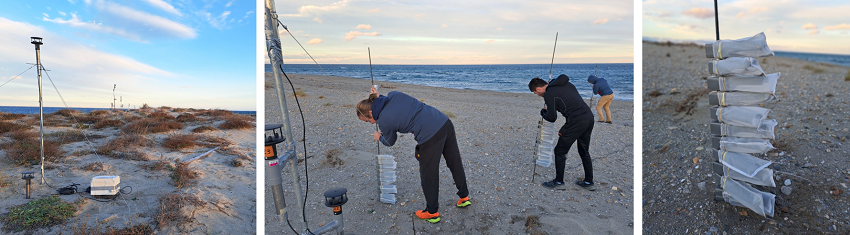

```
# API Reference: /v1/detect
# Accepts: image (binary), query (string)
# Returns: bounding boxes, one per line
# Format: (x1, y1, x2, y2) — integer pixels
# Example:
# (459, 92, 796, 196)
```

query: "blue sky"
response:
(268, 0, 634, 65)
(643, 0, 850, 55)
(0, 0, 256, 110)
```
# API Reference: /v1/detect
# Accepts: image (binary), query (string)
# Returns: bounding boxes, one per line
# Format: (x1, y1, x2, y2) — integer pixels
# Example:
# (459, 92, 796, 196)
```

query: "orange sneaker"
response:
(415, 210, 440, 223)
(456, 197, 471, 208)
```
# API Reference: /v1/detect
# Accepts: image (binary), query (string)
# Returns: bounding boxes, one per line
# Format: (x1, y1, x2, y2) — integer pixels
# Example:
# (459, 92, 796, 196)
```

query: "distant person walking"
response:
(529, 75, 596, 191)
(588, 75, 614, 124)
(356, 87, 471, 224)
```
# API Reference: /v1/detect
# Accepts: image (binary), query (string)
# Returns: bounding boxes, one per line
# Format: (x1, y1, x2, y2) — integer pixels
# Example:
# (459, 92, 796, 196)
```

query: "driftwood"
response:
(182, 147, 220, 164)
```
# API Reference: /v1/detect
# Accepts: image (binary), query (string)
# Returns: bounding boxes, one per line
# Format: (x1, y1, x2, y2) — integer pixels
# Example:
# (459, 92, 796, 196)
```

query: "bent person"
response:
(588, 75, 614, 123)
(529, 75, 596, 191)
(355, 87, 470, 224)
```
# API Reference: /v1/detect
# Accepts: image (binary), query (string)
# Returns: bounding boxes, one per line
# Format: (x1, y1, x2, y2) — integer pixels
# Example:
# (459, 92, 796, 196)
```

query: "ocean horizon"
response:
(0, 106, 256, 115)
(267, 63, 635, 101)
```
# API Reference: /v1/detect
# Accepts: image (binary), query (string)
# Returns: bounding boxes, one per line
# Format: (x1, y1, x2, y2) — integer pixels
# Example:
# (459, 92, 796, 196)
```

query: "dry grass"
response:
(53, 109, 81, 117)
(154, 193, 205, 228)
(0, 121, 30, 135)
(198, 109, 233, 117)
(162, 133, 199, 151)
(175, 113, 197, 122)
(191, 125, 217, 133)
(674, 87, 710, 115)
(201, 135, 233, 147)
(122, 118, 183, 134)
(320, 148, 344, 168)
(1, 130, 65, 165)
(218, 116, 253, 130)
(92, 119, 123, 129)
(647, 90, 663, 98)
(171, 163, 198, 188)
(803, 64, 826, 73)
(230, 159, 243, 167)
(66, 219, 154, 235)
(97, 134, 154, 161)
(47, 130, 105, 142)
(442, 111, 457, 119)
(0, 112, 27, 121)
(89, 110, 110, 116)
(293, 88, 307, 97)
(379, 83, 396, 89)
(845, 71, 850, 82)
(147, 111, 175, 120)
(0, 174, 13, 188)
(75, 115, 104, 124)
(80, 162, 105, 172)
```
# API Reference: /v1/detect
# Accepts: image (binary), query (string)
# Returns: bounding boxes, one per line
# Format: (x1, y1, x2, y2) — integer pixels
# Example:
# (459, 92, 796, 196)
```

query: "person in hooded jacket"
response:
(587, 75, 614, 123)
(356, 87, 470, 224)
(528, 75, 596, 191)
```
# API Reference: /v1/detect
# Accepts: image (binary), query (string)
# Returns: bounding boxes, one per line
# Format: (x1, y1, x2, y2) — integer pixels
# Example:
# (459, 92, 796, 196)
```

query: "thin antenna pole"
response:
(112, 84, 116, 111)
(368, 48, 380, 155)
(31, 37, 45, 184)
(714, 0, 720, 41)
(548, 32, 558, 82)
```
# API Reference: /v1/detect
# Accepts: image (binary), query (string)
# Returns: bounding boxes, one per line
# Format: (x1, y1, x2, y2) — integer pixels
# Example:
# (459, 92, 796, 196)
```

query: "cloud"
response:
(356, 24, 371, 29)
(414, 13, 424, 20)
(681, 7, 713, 19)
(345, 31, 381, 40)
(142, 0, 182, 16)
(281, 0, 351, 17)
(307, 38, 322, 44)
(590, 18, 608, 25)
(749, 7, 767, 14)
(44, 13, 145, 42)
(824, 23, 850, 31)
(441, 24, 447, 28)
(737, 12, 745, 19)
(225, 0, 235, 8)
(80, 1, 196, 41)
(485, 39, 495, 43)
(313, 17, 322, 23)
(496, 27, 502, 31)
(801, 23, 817, 30)
(59, 11, 67, 16)
(808, 29, 819, 35)
(368, 8, 380, 13)
(201, 11, 231, 29)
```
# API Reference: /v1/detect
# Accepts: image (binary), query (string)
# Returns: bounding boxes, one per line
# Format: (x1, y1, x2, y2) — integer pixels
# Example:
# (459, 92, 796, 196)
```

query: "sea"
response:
(0, 106, 256, 115)
(774, 51, 850, 68)
(268, 63, 635, 101)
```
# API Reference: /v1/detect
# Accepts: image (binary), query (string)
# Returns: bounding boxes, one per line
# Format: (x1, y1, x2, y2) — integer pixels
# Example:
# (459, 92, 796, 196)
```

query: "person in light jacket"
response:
(588, 75, 614, 124)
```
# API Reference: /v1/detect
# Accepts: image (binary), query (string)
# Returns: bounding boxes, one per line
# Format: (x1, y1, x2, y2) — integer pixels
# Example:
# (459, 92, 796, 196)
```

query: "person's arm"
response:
(592, 83, 600, 96)
(378, 124, 398, 146)
(541, 93, 558, 122)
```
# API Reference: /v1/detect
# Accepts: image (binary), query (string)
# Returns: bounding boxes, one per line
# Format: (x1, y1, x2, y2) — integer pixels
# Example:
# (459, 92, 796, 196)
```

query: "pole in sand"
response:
(533, 32, 559, 183)
(31, 37, 45, 184)
(368, 47, 380, 155)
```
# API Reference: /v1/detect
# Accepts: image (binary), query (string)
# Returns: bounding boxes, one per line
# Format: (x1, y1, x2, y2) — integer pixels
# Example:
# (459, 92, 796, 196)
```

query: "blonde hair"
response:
(356, 93, 380, 119)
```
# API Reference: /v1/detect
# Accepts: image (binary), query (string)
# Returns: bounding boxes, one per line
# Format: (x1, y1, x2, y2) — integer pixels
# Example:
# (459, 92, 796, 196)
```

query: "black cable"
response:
(286, 218, 298, 234)
(279, 68, 314, 235)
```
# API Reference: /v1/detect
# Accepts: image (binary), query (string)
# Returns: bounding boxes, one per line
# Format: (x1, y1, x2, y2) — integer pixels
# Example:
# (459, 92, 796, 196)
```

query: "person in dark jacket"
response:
(528, 75, 596, 191)
(356, 87, 470, 224)
(587, 75, 614, 123)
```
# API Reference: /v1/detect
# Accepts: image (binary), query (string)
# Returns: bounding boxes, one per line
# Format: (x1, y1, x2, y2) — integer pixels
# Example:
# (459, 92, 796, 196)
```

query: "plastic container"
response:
(716, 150, 772, 177)
(379, 193, 396, 204)
(711, 119, 776, 139)
(706, 73, 780, 94)
(379, 162, 397, 170)
(380, 176, 396, 184)
(381, 185, 397, 194)
(705, 32, 774, 59)
(708, 91, 775, 106)
(708, 57, 765, 76)
(721, 176, 775, 217)
(713, 106, 770, 129)
(719, 137, 775, 154)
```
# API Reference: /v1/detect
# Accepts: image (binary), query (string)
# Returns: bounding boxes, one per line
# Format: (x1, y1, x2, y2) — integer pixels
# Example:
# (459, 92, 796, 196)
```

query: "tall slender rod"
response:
(264, 0, 307, 233)
(32, 37, 45, 184)
(548, 32, 558, 82)
(368, 47, 380, 155)
(714, 0, 720, 41)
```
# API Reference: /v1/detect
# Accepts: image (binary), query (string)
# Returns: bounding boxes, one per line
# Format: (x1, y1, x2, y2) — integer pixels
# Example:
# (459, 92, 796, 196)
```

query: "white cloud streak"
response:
(344, 31, 381, 40)
(142, 0, 182, 16)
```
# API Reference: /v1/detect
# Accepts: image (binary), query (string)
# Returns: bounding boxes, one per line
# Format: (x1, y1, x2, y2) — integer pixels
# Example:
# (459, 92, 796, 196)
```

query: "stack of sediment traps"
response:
(705, 32, 779, 217)
(535, 120, 558, 167)
(377, 155, 397, 204)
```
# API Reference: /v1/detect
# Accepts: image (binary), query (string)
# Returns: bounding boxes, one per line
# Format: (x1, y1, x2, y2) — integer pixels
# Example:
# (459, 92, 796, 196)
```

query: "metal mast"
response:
(31, 37, 45, 184)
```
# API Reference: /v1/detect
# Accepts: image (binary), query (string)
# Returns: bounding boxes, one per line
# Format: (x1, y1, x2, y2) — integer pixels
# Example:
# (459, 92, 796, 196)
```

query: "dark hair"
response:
(528, 76, 548, 92)
(356, 93, 380, 119)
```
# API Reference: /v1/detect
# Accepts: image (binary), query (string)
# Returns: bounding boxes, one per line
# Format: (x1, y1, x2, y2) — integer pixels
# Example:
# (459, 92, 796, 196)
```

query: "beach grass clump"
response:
(0, 112, 27, 121)
(122, 118, 183, 134)
(170, 163, 199, 189)
(154, 193, 204, 228)
(92, 119, 123, 129)
(88, 110, 110, 116)
(442, 111, 457, 119)
(845, 71, 850, 81)
(803, 65, 825, 73)
(201, 135, 233, 147)
(198, 109, 233, 117)
(323, 102, 332, 106)
(0, 121, 30, 135)
(191, 125, 218, 133)
(81, 161, 105, 172)
(47, 129, 103, 142)
(0, 174, 13, 187)
(162, 133, 199, 151)
(293, 88, 307, 97)
(75, 115, 104, 124)
(147, 111, 175, 120)
(1, 130, 65, 165)
(66, 222, 154, 235)
(675, 88, 710, 115)
(176, 113, 197, 122)
(218, 116, 253, 130)
(53, 109, 80, 117)
(230, 159, 243, 167)
(2, 195, 76, 231)
(97, 134, 154, 161)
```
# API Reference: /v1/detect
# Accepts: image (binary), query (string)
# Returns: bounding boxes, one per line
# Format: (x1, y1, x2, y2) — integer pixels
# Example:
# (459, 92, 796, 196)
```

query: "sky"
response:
(0, 0, 256, 110)
(268, 0, 634, 65)
(643, 0, 850, 55)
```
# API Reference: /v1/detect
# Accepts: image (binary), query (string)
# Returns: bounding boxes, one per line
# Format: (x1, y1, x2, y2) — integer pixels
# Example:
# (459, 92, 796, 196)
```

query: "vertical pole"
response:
(714, 0, 720, 41)
(368, 47, 380, 155)
(31, 38, 45, 184)
(548, 32, 558, 82)
(264, 1, 307, 233)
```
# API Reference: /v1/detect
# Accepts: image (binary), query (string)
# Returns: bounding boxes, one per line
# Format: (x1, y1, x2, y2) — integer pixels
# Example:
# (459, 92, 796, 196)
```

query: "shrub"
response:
(0, 112, 26, 121)
(175, 113, 197, 122)
(219, 116, 253, 130)
(88, 110, 110, 116)
(2, 195, 76, 231)
(171, 164, 198, 189)
(191, 125, 217, 133)
(0, 121, 30, 135)
(198, 109, 233, 117)
(96, 134, 153, 161)
(0, 174, 13, 187)
(154, 193, 204, 228)
(1, 130, 65, 165)
(81, 161, 105, 172)
(803, 64, 825, 73)
(53, 109, 80, 117)
(162, 133, 199, 151)
(122, 118, 183, 134)
(147, 111, 175, 120)
(92, 119, 123, 129)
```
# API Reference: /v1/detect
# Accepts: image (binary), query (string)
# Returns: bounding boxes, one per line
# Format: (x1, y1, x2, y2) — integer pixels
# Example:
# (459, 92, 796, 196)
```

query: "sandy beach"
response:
(642, 41, 850, 234)
(264, 73, 634, 234)
(0, 108, 256, 234)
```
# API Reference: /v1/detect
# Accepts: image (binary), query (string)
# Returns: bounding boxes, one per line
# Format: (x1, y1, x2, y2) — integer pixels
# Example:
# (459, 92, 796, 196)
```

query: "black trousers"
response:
(415, 119, 469, 214)
(553, 118, 594, 183)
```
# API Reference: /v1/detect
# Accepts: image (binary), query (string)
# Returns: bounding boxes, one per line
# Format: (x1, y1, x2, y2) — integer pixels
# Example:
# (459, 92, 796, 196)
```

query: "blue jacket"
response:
(372, 91, 449, 146)
(587, 75, 613, 96)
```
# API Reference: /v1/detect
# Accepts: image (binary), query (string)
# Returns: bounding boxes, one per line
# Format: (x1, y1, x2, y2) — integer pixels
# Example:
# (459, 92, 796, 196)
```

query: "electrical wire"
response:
(0, 64, 36, 89)
(279, 68, 314, 235)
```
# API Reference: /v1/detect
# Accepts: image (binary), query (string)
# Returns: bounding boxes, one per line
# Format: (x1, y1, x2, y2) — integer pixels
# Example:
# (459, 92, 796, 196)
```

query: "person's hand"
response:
(540, 108, 547, 117)
(373, 130, 382, 141)
(370, 85, 378, 95)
